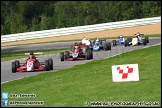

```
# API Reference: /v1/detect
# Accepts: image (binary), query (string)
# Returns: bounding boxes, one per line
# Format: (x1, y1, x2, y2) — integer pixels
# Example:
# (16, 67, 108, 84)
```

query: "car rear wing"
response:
(24, 52, 43, 55)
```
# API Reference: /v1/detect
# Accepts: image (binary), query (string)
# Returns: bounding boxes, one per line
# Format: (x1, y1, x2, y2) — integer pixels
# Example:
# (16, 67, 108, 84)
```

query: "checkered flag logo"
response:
(112, 64, 139, 82)
(117, 66, 133, 79)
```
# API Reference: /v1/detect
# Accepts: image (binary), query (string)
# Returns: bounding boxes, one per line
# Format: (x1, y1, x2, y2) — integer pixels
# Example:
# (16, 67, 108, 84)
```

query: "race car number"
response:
(28, 62, 32, 66)
(27, 61, 34, 67)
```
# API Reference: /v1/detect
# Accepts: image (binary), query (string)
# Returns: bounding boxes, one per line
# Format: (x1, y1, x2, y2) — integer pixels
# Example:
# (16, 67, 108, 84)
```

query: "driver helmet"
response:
(29, 52, 34, 58)
(136, 32, 140, 36)
(83, 37, 86, 40)
(96, 39, 99, 42)
(74, 42, 78, 46)
(74, 46, 79, 49)
(119, 35, 123, 38)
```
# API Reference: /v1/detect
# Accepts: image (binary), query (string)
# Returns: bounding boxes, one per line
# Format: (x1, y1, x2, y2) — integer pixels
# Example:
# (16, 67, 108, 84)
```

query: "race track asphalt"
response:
(1, 38, 161, 83)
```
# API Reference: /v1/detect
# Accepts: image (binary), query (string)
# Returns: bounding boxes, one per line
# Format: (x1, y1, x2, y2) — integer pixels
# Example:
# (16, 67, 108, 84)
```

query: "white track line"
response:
(1, 77, 26, 84)
(143, 43, 161, 48)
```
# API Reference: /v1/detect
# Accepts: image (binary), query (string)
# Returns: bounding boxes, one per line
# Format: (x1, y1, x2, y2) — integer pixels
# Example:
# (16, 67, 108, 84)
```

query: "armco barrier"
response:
(1, 16, 161, 43)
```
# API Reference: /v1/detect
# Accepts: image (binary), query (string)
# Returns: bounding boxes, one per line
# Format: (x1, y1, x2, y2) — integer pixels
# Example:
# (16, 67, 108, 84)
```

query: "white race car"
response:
(124, 34, 149, 47)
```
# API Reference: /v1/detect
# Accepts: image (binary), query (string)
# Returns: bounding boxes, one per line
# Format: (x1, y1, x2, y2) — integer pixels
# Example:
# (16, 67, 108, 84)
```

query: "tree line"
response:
(1, 1, 161, 35)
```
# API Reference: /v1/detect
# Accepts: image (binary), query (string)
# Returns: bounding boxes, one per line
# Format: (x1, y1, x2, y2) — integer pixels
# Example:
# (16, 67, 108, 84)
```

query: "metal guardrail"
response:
(1, 16, 161, 43)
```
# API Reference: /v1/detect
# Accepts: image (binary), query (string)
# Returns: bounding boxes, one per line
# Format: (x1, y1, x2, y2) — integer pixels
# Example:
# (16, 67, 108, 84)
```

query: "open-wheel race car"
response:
(124, 33, 149, 47)
(11, 52, 53, 73)
(78, 37, 111, 52)
(112, 35, 127, 46)
(72, 43, 92, 54)
(92, 38, 111, 52)
(60, 43, 93, 61)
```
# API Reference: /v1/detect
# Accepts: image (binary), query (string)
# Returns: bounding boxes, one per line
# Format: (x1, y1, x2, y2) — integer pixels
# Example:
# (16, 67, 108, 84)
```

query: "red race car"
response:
(60, 43, 93, 61)
(71, 42, 93, 55)
(11, 52, 53, 73)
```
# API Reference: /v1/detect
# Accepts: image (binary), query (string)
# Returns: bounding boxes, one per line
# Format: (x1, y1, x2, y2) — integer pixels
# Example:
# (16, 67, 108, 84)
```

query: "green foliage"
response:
(40, 14, 48, 30)
(1, 25, 5, 35)
(141, 1, 161, 18)
(9, 13, 27, 34)
(30, 17, 40, 31)
(1, 1, 161, 35)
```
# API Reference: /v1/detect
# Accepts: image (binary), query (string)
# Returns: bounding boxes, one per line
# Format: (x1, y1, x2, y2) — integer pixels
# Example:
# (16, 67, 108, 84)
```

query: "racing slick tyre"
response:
(90, 50, 93, 59)
(103, 44, 108, 51)
(145, 37, 149, 43)
(124, 40, 129, 47)
(79, 42, 82, 45)
(45, 60, 50, 71)
(90, 42, 93, 48)
(60, 52, 64, 61)
(102, 41, 106, 45)
(143, 39, 147, 45)
(86, 50, 91, 60)
(12, 62, 17, 73)
(48, 59, 53, 70)
(127, 38, 132, 42)
(14, 60, 20, 68)
(65, 51, 70, 60)
(107, 43, 111, 50)
(85, 46, 89, 52)
(112, 40, 117, 46)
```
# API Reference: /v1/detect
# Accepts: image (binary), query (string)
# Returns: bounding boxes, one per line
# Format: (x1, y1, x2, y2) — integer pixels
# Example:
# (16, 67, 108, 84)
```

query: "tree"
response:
(1, 25, 6, 35)
(141, 1, 160, 18)
(1, 1, 161, 35)
(30, 17, 40, 31)
(40, 14, 51, 30)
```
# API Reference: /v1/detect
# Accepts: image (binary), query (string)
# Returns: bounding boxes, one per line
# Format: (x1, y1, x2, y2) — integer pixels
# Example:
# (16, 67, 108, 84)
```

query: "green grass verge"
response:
(1, 48, 71, 62)
(2, 34, 161, 47)
(1, 45, 161, 107)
